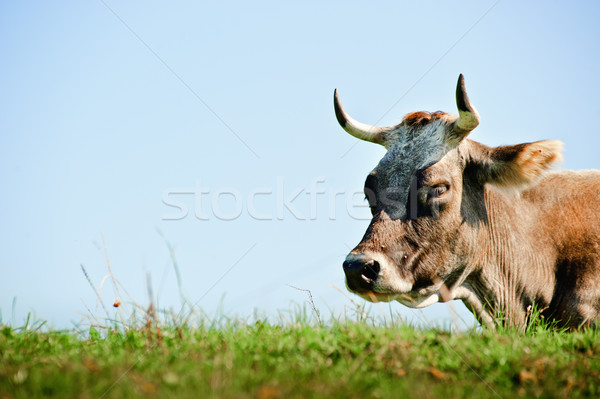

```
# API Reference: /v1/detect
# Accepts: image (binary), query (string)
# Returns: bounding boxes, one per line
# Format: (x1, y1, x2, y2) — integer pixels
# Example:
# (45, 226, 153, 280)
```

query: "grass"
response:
(1, 313, 600, 399)
(3, 240, 598, 398)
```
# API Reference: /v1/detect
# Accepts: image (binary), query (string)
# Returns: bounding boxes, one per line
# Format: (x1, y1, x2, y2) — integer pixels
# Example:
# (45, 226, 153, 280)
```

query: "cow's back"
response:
(525, 170, 600, 241)
(524, 170, 600, 326)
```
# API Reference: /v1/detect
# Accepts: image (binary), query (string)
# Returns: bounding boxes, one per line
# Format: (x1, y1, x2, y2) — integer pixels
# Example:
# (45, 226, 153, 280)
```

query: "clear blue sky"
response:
(1, 1, 599, 329)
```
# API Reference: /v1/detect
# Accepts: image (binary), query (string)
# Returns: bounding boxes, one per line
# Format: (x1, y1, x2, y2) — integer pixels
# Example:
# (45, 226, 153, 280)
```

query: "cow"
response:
(334, 75, 600, 329)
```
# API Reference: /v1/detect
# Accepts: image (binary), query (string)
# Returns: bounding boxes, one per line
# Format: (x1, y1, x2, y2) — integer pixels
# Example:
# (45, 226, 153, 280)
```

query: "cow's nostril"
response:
(343, 255, 380, 292)
(361, 260, 380, 282)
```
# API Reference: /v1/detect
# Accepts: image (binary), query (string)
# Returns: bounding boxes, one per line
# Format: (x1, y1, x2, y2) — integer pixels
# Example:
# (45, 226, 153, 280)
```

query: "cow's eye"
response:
(428, 183, 449, 200)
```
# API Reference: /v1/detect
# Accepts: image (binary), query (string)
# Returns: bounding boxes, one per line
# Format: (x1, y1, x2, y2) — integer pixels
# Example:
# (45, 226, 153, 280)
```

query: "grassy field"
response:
(1, 314, 599, 399)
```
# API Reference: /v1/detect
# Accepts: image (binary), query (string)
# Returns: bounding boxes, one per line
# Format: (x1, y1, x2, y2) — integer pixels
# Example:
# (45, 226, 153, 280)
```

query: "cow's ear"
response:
(471, 140, 564, 188)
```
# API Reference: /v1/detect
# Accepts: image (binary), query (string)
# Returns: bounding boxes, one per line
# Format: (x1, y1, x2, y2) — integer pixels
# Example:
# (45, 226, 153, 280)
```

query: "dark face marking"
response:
(368, 115, 454, 220)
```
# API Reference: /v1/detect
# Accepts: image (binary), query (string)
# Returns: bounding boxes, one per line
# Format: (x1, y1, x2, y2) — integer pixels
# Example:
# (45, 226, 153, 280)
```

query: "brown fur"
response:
(402, 111, 447, 127)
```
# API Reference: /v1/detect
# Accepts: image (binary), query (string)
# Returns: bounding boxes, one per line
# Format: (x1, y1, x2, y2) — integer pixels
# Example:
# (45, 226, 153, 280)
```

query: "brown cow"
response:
(335, 75, 600, 328)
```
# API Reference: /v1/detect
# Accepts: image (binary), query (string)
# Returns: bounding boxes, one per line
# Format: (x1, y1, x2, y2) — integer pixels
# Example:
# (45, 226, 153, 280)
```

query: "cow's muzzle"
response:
(343, 254, 380, 292)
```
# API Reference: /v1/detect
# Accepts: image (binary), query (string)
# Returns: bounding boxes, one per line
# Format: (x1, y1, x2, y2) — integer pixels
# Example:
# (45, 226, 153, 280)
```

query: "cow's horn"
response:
(334, 89, 390, 145)
(449, 74, 480, 144)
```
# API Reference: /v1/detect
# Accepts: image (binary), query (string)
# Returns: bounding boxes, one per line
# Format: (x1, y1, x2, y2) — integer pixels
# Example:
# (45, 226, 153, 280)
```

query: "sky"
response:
(1, 1, 599, 330)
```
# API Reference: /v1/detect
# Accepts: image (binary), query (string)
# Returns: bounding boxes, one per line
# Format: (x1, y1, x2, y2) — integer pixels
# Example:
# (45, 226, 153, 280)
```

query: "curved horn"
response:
(334, 89, 390, 146)
(448, 74, 480, 145)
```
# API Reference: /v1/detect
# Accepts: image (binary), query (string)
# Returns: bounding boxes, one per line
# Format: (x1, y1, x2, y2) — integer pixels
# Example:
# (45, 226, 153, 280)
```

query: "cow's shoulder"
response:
(528, 170, 600, 198)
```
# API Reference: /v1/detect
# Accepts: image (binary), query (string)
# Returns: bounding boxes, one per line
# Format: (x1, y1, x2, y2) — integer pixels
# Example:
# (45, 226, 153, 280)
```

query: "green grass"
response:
(3, 253, 597, 398)
(1, 316, 599, 399)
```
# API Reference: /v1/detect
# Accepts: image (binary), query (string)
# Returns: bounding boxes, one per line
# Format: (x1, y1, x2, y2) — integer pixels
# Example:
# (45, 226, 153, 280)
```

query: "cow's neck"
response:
(460, 185, 556, 328)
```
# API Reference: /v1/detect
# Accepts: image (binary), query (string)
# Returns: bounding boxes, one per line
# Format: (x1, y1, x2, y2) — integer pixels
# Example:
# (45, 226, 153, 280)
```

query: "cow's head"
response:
(336, 74, 563, 308)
